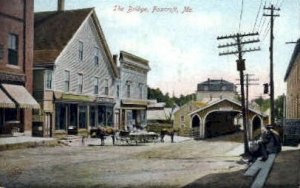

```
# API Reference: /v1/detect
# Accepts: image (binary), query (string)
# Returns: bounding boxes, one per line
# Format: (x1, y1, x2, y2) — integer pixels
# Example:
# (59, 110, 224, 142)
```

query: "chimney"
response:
(113, 54, 118, 65)
(58, 0, 65, 11)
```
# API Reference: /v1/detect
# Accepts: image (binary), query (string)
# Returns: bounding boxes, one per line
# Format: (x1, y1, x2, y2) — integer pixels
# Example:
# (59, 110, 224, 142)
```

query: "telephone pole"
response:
(236, 74, 259, 140)
(217, 33, 260, 154)
(263, 4, 280, 126)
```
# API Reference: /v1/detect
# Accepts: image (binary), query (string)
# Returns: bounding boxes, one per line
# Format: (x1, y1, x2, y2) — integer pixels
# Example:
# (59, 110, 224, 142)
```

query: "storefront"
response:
(118, 99, 148, 131)
(53, 93, 115, 136)
(0, 84, 40, 135)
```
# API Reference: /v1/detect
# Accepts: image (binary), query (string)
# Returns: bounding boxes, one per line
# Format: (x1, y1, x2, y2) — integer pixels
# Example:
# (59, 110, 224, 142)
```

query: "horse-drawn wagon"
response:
(90, 126, 159, 145)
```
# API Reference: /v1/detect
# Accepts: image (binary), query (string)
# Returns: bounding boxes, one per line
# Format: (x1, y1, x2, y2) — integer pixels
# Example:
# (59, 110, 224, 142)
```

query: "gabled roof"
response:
(284, 39, 300, 81)
(188, 98, 263, 116)
(34, 8, 118, 77)
(34, 8, 92, 63)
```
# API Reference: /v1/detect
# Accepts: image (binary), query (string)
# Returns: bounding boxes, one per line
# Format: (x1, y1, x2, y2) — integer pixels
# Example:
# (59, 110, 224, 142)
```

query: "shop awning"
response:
(2, 84, 40, 109)
(121, 99, 148, 106)
(0, 88, 16, 108)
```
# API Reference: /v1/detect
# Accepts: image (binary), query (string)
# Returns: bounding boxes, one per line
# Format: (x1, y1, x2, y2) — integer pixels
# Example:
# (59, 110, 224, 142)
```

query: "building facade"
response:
(284, 39, 300, 119)
(114, 51, 150, 131)
(196, 79, 238, 101)
(33, 7, 118, 137)
(0, 0, 40, 136)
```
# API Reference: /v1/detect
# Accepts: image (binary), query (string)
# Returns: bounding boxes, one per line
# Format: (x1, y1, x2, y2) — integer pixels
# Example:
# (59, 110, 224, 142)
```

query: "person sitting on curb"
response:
(249, 124, 282, 162)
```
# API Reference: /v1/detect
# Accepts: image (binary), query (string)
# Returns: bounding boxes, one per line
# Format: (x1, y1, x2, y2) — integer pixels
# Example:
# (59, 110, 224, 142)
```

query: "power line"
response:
(217, 32, 260, 155)
(261, 21, 271, 42)
(257, 0, 267, 32)
(239, 0, 244, 32)
(263, 4, 280, 126)
(253, 0, 263, 32)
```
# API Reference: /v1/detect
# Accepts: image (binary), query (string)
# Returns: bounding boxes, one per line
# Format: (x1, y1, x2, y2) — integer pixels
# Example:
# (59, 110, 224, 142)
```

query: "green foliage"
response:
(253, 95, 284, 120)
(147, 87, 195, 107)
(254, 96, 270, 112)
(274, 95, 284, 120)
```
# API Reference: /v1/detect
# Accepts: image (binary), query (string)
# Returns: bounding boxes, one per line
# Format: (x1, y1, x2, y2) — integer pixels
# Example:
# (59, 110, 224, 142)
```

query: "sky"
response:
(35, 0, 300, 100)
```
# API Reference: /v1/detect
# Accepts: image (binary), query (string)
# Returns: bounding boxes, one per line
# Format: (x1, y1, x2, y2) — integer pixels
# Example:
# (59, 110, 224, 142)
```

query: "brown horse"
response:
(160, 128, 180, 143)
(90, 126, 118, 146)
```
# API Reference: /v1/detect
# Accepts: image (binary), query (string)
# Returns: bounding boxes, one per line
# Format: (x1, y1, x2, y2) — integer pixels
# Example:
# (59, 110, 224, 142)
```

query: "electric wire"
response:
(253, 0, 263, 32)
(239, 0, 244, 32)
(257, 0, 267, 34)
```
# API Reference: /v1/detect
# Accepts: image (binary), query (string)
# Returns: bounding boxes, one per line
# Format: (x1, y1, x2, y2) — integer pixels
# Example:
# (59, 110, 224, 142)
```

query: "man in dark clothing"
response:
(249, 125, 281, 162)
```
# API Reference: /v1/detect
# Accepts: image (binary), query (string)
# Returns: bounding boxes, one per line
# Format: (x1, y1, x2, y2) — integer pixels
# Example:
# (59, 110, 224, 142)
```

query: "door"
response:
(44, 113, 52, 137)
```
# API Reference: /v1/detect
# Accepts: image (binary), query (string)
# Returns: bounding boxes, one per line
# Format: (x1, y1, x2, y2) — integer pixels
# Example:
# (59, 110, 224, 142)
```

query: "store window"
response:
(8, 33, 18, 65)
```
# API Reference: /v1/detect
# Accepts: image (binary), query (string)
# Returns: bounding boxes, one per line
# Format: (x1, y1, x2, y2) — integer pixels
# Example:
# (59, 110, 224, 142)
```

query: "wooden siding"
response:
(119, 67, 148, 100)
(53, 16, 115, 97)
(286, 53, 300, 119)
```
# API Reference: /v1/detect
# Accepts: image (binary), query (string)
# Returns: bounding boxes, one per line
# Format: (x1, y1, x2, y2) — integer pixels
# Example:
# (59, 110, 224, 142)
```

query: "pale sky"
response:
(35, 0, 300, 99)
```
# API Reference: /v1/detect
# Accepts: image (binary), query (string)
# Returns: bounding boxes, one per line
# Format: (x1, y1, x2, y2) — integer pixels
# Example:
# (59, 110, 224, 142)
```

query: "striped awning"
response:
(0, 88, 16, 108)
(2, 84, 40, 109)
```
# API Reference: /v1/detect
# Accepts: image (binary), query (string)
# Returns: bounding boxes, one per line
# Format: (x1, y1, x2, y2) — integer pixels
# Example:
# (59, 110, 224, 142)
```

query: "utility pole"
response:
(263, 4, 280, 126)
(236, 74, 259, 140)
(217, 33, 260, 155)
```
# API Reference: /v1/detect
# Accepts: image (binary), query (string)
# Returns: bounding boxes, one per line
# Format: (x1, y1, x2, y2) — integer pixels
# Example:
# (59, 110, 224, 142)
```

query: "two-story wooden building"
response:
(114, 51, 150, 131)
(196, 78, 238, 101)
(33, 4, 118, 137)
(0, 0, 40, 136)
(284, 39, 300, 119)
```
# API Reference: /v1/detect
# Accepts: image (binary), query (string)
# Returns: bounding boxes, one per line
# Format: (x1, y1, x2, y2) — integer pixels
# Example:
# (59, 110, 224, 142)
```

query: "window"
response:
(79, 105, 87, 129)
(127, 84, 131, 98)
(8, 34, 18, 65)
(116, 85, 120, 98)
(64, 70, 70, 92)
(180, 115, 185, 122)
(94, 47, 99, 66)
(79, 41, 83, 61)
(78, 73, 83, 93)
(139, 83, 143, 99)
(104, 79, 109, 95)
(94, 77, 99, 95)
(0, 44, 4, 60)
(45, 70, 53, 89)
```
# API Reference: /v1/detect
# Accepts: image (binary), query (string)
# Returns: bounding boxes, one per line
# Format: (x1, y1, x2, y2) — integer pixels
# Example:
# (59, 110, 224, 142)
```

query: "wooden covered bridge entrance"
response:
(188, 98, 264, 139)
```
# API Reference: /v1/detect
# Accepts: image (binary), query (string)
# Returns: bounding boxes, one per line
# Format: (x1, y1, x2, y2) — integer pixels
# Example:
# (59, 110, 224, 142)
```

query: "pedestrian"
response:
(160, 129, 166, 143)
(249, 124, 281, 162)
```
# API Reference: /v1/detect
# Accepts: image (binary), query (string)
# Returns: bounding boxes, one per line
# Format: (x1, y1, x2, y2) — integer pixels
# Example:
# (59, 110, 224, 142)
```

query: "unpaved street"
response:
(0, 137, 245, 188)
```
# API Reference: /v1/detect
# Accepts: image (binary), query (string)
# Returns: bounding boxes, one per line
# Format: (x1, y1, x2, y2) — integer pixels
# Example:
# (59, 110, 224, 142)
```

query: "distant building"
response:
(147, 100, 177, 125)
(32, 5, 118, 137)
(114, 51, 150, 131)
(196, 79, 238, 101)
(0, 0, 40, 136)
(284, 39, 300, 119)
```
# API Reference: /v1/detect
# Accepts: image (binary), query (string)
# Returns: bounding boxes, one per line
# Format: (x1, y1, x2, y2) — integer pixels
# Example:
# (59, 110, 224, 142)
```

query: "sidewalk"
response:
(183, 144, 300, 188)
(0, 136, 58, 151)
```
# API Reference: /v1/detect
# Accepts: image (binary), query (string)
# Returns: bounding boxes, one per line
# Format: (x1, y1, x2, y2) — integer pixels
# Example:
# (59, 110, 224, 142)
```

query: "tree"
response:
(147, 87, 194, 107)
(274, 95, 284, 121)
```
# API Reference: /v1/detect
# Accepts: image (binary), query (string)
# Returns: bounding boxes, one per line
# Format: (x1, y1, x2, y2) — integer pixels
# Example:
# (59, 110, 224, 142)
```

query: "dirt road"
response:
(0, 137, 245, 187)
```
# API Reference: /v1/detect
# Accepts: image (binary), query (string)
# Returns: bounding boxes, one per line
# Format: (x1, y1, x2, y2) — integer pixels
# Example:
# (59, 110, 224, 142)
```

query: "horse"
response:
(160, 128, 180, 143)
(90, 126, 118, 146)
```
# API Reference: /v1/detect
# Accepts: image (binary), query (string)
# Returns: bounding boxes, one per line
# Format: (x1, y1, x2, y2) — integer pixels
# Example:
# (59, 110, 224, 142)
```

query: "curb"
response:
(0, 139, 59, 151)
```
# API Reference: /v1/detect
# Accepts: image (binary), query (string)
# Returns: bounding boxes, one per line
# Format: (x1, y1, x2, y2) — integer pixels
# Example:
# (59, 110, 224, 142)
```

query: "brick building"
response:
(0, 0, 39, 136)
(284, 39, 300, 119)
